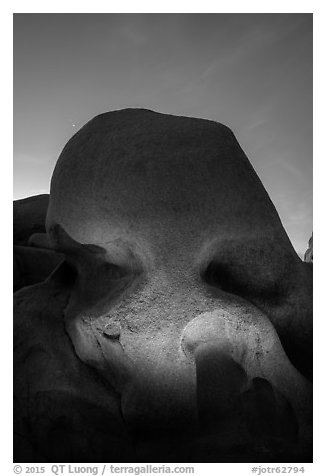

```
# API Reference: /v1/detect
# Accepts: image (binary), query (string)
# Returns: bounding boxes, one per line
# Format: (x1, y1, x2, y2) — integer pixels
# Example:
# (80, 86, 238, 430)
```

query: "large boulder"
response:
(14, 194, 49, 245)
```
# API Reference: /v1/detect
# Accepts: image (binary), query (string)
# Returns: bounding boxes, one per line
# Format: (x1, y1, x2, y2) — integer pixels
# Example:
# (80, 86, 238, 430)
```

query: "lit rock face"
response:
(14, 109, 312, 462)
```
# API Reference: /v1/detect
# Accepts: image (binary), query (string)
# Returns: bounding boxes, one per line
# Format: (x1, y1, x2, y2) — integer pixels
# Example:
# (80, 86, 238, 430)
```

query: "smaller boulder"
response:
(13, 246, 64, 292)
(14, 194, 49, 245)
(28, 232, 52, 250)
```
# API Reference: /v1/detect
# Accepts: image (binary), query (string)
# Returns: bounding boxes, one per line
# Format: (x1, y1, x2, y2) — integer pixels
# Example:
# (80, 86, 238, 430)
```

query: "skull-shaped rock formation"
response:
(14, 109, 312, 463)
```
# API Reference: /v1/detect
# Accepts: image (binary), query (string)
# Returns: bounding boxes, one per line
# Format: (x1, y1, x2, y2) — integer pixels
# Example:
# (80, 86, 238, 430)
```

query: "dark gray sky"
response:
(13, 13, 312, 256)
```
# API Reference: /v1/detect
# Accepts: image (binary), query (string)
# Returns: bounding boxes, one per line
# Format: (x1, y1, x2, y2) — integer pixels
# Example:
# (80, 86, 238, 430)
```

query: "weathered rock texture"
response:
(14, 109, 312, 463)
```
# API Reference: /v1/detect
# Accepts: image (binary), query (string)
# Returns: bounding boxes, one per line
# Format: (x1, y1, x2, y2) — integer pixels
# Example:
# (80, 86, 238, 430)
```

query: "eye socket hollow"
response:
(50, 260, 78, 287)
(102, 261, 129, 280)
(203, 260, 283, 306)
(203, 261, 236, 293)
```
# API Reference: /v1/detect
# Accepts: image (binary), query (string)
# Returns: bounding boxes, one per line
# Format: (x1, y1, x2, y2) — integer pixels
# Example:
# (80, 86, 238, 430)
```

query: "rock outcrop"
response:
(304, 234, 313, 263)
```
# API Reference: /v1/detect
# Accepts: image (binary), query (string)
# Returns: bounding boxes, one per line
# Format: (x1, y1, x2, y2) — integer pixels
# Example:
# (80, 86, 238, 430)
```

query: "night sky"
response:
(13, 13, 312, 256)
